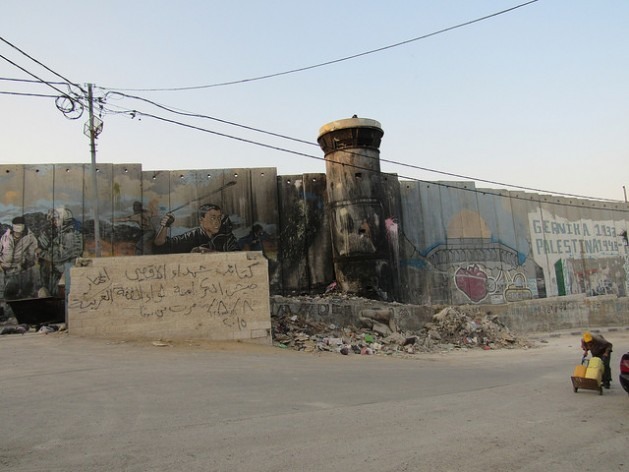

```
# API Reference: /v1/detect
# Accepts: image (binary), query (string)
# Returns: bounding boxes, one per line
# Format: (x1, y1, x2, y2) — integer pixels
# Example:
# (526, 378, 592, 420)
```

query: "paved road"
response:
(1, 329, 628, 472)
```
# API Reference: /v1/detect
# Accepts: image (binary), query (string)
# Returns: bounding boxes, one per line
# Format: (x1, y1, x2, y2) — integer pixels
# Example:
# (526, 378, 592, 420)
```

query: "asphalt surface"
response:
(1, 328, 628, 472)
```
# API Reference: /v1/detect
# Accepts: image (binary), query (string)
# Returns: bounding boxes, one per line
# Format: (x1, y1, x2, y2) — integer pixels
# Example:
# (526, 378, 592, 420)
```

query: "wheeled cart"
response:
(571, 376, 603, 395)
(571, 357, 603, 395)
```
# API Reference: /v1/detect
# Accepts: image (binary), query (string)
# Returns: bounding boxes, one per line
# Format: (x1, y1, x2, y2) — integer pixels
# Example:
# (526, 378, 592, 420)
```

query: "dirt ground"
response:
(16, 325, 629, 365)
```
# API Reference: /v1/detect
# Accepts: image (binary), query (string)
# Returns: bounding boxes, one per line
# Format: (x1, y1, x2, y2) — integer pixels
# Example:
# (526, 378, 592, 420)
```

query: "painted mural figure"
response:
(153, 203, 240, 254)
(113, 201, 155, 255)
(37, 208, 84, 296)
(0, 216, 39, 299)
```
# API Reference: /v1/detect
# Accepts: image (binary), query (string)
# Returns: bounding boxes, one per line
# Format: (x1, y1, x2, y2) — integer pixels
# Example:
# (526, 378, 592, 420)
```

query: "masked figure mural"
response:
(0, 216, 39, 299)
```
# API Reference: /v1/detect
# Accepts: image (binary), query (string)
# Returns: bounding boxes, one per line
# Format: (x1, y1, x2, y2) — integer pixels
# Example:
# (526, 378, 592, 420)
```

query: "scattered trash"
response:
(271, 302, 532, 358)
(1, 324, 29, 335)
(151, 341, 171, 347)
(360, 347, 373, 355)
(37, 324, 59, 334)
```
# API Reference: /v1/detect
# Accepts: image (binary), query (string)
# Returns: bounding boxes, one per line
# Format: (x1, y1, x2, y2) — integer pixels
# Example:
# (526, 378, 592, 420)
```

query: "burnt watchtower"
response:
(318, 117, 397, 301)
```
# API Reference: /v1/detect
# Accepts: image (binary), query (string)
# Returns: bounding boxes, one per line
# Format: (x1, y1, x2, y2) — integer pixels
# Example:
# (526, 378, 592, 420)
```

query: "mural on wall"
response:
(400, 180, 629, 306)
(4, 162, 629, 310)
(111, 201, 156, 255)
(38, 208, 84, 296)
(424, 209, 530, 305)
(454, 264, 532, 304)
(0, 208, 83, 299)
(528, 208, 629, 298)
(153, 203, 240, 254)
(0, 216, 39, 299)
(0, 165, 280, 312)
(0, 165, 87, 300)
(145, 170, 279, 284)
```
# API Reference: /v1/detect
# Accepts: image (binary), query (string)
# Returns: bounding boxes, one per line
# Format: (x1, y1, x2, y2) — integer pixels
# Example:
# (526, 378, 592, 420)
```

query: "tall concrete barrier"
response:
(68, 252, 271, 343)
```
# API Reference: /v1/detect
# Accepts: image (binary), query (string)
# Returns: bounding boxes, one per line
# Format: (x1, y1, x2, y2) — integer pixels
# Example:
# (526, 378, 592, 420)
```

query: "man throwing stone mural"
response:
(153, 203, 239, 254)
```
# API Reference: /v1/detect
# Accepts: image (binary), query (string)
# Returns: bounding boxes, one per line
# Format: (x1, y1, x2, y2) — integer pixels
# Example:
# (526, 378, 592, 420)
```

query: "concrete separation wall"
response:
(68, 252, 271, 343)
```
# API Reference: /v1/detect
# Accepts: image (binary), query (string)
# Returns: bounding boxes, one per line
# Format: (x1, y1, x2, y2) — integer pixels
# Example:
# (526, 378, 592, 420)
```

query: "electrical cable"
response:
(99, 0, 540, 92)
(103, 91, 314, 146)
(2, 3, 622, 205)
(0, 36, 85, 93)
(0, 53, 73, 98)
(0, 36, 88, 119)
(110, 105, 628, 212)
(98, 92, 621, 202)
(2, 73, 618, 203)
(0, 76, 73, 86)
(0, 54, 86, 119)
(0, 90, 58, 98)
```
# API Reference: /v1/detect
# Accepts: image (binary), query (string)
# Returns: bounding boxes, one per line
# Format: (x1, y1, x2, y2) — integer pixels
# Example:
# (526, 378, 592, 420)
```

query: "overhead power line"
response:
(104, 103, 627, 211)
(0, 63, 86, 119)
(98, 91, 620, 203)
(0, 36, 84, 93)
(2, 72, 624, 207)
(100, 0, 540, 92)
(102, 91, 314, 146)
(0, 36, 87, 119)
(2, 69, 620, 203)
(0, 52, 73, 99)
(0, 90, 58, 98)
(0, 76, 72, 86)
(3, 4, 622, 205)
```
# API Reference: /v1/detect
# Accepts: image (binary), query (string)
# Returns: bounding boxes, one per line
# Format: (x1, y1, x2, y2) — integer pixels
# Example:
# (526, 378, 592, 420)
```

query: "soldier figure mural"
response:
(37, 208, 83, 296)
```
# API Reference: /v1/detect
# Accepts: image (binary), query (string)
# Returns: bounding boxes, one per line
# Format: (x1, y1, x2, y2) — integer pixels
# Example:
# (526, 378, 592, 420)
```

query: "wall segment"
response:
(2, 117, 629, 328)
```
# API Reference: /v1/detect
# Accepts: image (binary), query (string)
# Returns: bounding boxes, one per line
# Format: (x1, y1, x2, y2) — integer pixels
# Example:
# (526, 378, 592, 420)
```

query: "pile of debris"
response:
(419, 307, 527, 350)
(272, 305, 532, 358)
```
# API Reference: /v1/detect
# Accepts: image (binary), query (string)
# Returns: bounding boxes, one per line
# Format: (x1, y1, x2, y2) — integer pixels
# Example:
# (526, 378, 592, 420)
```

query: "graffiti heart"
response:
(455, 264, 488, 303)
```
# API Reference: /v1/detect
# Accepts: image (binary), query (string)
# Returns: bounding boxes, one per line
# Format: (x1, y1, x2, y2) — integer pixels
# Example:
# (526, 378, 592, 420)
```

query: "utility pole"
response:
(86, 83, 101, 257)
(623, 185, 627, 203)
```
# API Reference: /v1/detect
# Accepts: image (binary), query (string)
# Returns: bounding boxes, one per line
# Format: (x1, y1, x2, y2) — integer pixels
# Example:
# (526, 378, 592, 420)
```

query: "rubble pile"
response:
(419, 307, 530, 351)
(272, 305, 532, 357)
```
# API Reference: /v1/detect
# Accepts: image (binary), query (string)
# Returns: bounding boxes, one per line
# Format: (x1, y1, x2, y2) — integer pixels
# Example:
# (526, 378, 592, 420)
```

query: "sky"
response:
(1, 0, 628, 202)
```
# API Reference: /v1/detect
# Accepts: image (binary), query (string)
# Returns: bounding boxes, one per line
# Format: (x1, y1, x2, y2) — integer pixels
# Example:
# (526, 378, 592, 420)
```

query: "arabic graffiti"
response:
(68, 253, 270, 340)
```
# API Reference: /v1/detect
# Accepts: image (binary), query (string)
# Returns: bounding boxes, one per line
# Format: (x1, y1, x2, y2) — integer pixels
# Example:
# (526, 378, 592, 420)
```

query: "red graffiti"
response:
(455, 265, 488, 302)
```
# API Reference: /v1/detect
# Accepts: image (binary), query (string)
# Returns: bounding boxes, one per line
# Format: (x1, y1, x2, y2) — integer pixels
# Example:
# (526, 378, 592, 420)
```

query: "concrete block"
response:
(67, 252, 271, 344)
